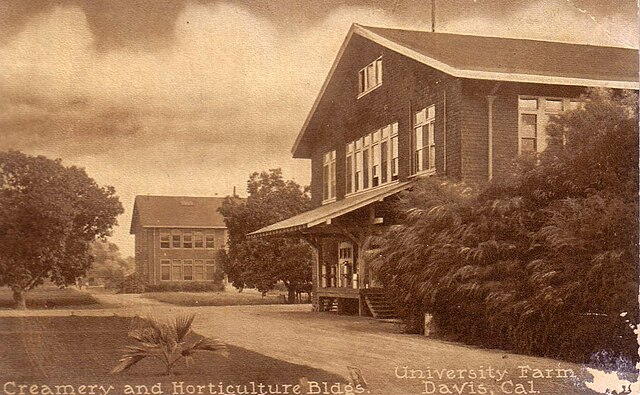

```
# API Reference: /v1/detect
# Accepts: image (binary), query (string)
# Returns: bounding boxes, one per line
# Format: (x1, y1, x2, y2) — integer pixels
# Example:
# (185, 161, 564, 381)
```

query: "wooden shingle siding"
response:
(307, 35, 467, 205)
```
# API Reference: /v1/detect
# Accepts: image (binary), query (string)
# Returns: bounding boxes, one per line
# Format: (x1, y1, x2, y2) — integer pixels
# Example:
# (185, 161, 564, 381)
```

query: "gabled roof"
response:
(292, 24, 639, 157)
(129, 195, 230, 234)
(248, 181, 412, 238)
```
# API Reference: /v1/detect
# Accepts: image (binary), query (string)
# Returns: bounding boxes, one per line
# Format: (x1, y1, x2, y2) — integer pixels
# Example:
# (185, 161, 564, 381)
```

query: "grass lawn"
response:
(0, 286, 101, 309)
(0, 316, 344, 390)
(142, 290, 308, 307)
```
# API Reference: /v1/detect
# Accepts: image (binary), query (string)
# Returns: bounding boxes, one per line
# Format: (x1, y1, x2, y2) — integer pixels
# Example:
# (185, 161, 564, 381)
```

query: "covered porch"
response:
(248, 181, 412, 317)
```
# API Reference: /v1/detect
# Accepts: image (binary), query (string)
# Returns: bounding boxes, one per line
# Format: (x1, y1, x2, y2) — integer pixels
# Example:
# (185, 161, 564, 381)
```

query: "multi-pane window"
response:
(346, 122, 399, 195)
(160, 229, 224, 249)
(160, 231, 170, 249)
(172, 231, 181, 248)
(322, 150, 336, 202)
(413, 106, 436, 174)
(194, 260, 205, 280)
(518, 96, 580, 153)
(182, 232, 193, 249)
(161, 259, 220, 281)
(183, 260, 193, 280)
(172, 260, 182, 281)
(205, 260, 216, 280)
(160, 260, 171, 281)
(205, 233, 215, 249)
(194, 232, 204, 248)
(358, 58, 382, 96)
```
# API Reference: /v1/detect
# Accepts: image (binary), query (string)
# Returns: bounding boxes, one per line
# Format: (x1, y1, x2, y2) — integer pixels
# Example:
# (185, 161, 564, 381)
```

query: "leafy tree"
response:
(86, 240, 135, 288)
(373, 89, 639, 363)
(219, 169, 313, 303)
(0, 151, 124, 309)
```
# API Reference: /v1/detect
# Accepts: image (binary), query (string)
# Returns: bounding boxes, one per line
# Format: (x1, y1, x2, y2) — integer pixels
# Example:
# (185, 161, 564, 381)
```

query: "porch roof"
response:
(248, 181, 413, 238)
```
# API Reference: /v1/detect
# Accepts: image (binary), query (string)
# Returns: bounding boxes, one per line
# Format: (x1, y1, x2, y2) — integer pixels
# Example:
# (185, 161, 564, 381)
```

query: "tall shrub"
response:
(374, 89, 639, 363)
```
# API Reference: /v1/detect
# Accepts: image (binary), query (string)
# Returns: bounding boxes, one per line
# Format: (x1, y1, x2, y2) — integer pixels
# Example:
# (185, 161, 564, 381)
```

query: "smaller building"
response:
(130, 195, 229, 285)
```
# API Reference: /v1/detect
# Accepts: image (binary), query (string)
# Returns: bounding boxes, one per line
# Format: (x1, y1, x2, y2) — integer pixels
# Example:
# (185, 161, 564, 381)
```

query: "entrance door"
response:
(338, 242, 356, 288)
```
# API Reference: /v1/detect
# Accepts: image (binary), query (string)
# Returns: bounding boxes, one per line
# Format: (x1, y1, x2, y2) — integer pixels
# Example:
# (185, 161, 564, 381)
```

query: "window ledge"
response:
(321, 197, 337, 205)
(357, 83, 382, 99)
(408, 169, 436, 179)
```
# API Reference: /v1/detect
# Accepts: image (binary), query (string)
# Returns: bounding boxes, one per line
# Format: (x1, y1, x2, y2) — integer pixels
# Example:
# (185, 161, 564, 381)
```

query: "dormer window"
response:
(358, 58, 382, 97)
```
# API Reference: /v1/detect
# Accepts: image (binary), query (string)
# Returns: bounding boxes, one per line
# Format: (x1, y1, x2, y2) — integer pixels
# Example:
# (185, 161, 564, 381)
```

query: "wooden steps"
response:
(363, 290, 398, 319)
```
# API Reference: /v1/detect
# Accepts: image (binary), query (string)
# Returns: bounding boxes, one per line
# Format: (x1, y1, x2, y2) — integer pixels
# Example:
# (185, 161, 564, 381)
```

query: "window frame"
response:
(193, 231, 204, 249)
(205, 232, 215, 249)
(322, 150, 336, 204)
(160, 230, 171, 249)
(171, 230, 181, 249)
(205, 259, 216, 281)
(517, 96, 580, 154)
(412, 105, 436, 176)
(345, 122, 399, 196)
(357, 57, 383, 98)
(182, 231, 193, 249)
(183, 259, 193, 281)
(160, 259, 171, 281)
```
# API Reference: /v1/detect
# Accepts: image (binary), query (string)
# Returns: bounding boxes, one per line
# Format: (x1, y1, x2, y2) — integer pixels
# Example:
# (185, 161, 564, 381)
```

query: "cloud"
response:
(0, 1, 637, 255)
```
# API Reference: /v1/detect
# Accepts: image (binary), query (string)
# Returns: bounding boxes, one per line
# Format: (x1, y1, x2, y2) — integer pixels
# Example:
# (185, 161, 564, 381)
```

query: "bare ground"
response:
(0, 290, 600, 395)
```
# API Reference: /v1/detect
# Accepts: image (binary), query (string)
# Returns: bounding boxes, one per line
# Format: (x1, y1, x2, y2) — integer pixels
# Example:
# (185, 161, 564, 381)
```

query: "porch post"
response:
(301, 236, 321, 311)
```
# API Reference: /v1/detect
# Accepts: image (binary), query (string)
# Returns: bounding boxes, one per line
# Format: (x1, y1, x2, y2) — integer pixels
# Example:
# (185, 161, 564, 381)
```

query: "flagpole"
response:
(431, 0, 436, 32)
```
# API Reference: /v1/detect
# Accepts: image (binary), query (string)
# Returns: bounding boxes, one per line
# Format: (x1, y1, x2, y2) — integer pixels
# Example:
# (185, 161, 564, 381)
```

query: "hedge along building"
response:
(130, 195, 230, 286)
(249, 24, 639, 317)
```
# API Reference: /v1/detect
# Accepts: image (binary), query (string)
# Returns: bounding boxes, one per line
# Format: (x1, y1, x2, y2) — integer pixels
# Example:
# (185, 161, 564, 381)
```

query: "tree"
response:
(219, 169, 313, 303)
(0, 151, 124, 309)
(373, 88, 639, 363)
(87, 240, 135, 287)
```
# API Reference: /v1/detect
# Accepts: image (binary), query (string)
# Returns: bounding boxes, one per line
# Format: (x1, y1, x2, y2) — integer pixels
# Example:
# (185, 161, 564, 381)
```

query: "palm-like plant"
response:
(111, 314, 227, 375)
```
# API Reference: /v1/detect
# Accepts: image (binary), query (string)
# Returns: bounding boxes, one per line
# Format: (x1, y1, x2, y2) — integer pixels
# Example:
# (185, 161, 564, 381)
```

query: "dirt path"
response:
(0, 292, 599, 394)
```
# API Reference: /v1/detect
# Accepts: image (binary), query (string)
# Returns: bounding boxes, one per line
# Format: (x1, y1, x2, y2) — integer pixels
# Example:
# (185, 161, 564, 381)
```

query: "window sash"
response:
(322, 150, 336, 202)
(160, 231, 170, 248)
(358, 58, 382, 94)
(518, 96, 578, 153)
(182, 232, 193, 249)
(194, 232, 204, 248)
(205, 233, 215, 249)
(346, 121, 398, 194)
(413, 105, 436, 174)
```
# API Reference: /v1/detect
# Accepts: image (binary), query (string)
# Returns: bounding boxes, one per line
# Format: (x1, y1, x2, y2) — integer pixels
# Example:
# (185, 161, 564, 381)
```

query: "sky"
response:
(0, 0, 638, 257)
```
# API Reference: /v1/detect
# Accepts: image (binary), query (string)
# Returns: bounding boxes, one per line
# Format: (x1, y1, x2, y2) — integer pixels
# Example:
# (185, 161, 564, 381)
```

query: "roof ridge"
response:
(356, 24, 639, 50)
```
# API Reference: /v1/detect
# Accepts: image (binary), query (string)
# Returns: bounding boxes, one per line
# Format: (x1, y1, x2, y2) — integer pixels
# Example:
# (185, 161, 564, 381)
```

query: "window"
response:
(172, 260, 182, 281)
(160, 260, 170, 281)
(358, 58, 382, 96)
(413, 106, 436, 174)
(518, 96, 579, 153)
(182, 232, 193, 248)
(194, 232, 204, 248)
(322, 150, 336, 202)
(160, 231, 170, 249)
(205, 260, 216, 281)
(205, 233, 215, 249)
(194, 260, 205, 280)
(346, 122, 399, 195)
(172, 231, 181, 248)
(183, 260, 193, 281)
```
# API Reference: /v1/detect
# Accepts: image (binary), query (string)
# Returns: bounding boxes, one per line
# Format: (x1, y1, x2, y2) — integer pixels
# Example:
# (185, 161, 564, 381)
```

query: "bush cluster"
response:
(118, 273, 147, 294)
(373, 89, 639, 365)
(146, 280, 225, 293)
(117, 273, 225, 293)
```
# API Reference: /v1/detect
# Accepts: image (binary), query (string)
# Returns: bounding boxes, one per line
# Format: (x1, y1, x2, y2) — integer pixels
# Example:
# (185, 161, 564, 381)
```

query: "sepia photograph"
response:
(0, 1, 638, 394)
